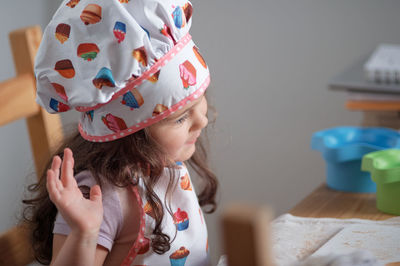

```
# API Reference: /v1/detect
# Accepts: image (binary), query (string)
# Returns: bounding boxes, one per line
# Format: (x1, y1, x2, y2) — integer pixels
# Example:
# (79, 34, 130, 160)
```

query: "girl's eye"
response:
(175, 113, 189, 124)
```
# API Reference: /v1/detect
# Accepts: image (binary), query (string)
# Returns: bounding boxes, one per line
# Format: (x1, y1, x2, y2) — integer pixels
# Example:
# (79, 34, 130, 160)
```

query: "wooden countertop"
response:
(289, 183, 396, 220)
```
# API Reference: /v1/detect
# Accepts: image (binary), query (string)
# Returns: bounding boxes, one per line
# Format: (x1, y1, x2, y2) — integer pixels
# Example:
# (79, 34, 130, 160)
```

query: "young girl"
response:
(23, 0, 217, 265)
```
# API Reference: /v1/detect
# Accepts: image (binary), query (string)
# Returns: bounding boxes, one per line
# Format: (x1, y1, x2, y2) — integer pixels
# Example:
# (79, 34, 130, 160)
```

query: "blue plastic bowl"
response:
(311, 126, 400, 192)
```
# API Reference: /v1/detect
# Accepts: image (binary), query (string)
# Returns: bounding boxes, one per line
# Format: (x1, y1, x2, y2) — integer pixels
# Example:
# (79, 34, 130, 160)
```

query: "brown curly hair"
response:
(22, 123, 218, 264)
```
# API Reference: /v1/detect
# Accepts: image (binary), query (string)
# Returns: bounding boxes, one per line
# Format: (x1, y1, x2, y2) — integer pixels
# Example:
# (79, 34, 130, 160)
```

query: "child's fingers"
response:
(60, 148, 75, 187)
(54, 171, 64, 192)
(89, 185, 102, 204)
(51, 156, 62, 191)
(51, 155, 61, 179)
(46, 170, 61, 203)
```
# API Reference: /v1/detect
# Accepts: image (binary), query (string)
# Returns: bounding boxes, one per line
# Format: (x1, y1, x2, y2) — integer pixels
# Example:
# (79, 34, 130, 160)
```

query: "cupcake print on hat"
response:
(172, 3, 193, 29)
(55, 23, 71, 44)
(80, 4, 102, 25)
(179, 60, 196, 89)
(174, 208, 189, 231)
(77, 43, 100, 61)
(161, 24, 176, 45)
(93, 67, 115, 89)
(102, 113, 127, 132)
(66, 0, 80, 8)
(86, 110, 94, 122)
(35, 0, 211, 142)
(193, 46, 207, 69)
(121, 88, 144, 110)
(147, 70, 160, 83)
(133, 47, 148, 67)
(52, 83, 68, 102)
(55, 59, 75, 79)
(172, 6, 186, 29)
(50, 98, 70, 112)
(152, 104, 168, 117)
(113, 22, 126, 43)
(141, 26, 150, 40)
(169, 247, 190, 266)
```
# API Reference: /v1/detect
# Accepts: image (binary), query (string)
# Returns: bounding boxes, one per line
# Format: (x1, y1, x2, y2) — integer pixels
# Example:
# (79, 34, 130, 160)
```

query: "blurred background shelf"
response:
(329, 55, 400, 130)
(329, 55, 400, 94)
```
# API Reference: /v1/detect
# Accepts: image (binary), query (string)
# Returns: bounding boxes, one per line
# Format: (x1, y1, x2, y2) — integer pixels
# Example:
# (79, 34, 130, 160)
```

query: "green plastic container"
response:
(362, 149, 400, 215)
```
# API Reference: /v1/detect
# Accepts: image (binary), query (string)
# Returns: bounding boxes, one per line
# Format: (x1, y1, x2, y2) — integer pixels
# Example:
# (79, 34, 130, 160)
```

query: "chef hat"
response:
(34, 0, 210, 142)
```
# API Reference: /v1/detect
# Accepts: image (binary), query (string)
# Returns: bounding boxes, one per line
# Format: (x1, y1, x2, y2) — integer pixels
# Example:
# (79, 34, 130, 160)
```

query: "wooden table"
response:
(290, 183, 396, 220)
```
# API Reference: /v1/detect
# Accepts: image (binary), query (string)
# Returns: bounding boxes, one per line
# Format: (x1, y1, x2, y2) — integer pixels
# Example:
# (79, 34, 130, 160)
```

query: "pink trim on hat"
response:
(75, 33, 193, 113)
(78, 75, 210, 142)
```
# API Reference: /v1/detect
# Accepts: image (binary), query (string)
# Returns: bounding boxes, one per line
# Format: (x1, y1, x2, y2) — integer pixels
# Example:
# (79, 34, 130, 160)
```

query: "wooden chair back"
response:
(0, 26, 64, 266)
(221, 204, 274, 266)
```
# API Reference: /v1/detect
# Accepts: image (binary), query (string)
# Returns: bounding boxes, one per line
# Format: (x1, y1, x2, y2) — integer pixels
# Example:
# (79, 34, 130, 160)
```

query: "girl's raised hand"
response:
(46, 148, 104, 236)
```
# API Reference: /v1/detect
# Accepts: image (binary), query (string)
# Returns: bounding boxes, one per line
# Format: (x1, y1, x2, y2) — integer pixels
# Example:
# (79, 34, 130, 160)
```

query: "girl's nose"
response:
(192, 110, 208, 130)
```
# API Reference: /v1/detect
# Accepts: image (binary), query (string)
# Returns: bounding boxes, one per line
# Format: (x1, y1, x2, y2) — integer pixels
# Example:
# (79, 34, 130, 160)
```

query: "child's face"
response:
(148, 95, 208, 162)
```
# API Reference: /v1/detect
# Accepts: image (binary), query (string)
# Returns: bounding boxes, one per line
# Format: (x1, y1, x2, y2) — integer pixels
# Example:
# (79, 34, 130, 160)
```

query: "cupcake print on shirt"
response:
(144, 201, 155, 219)
(174, 208, 189, 231)
(169, 246, 190, 266)
(180, 173, 192, 191)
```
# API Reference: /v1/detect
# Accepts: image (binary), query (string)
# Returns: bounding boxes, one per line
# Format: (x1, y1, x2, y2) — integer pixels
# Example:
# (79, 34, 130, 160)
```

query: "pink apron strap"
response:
(120, 185, 146, 266)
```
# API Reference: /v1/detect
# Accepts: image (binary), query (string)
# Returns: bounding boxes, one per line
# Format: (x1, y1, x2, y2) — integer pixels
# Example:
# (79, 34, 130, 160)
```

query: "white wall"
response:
(193, 0, 400, 263)
(1, 0, 400, 265)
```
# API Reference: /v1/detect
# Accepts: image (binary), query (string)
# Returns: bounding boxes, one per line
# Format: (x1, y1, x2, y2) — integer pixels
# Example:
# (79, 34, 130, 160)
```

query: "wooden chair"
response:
(0, 26, 64, 266)
(221, 204, 274, 266)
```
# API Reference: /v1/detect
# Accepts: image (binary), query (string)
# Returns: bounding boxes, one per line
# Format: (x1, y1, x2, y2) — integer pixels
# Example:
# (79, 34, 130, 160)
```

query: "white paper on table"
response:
(309, 224, 400, 265)
(271, 214, 400, 266)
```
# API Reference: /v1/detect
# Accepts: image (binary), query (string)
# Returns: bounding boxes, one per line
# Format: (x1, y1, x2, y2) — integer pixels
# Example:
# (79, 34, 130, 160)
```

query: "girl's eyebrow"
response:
(165, 108, 190, 122)
(165, 97, 203, 121)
